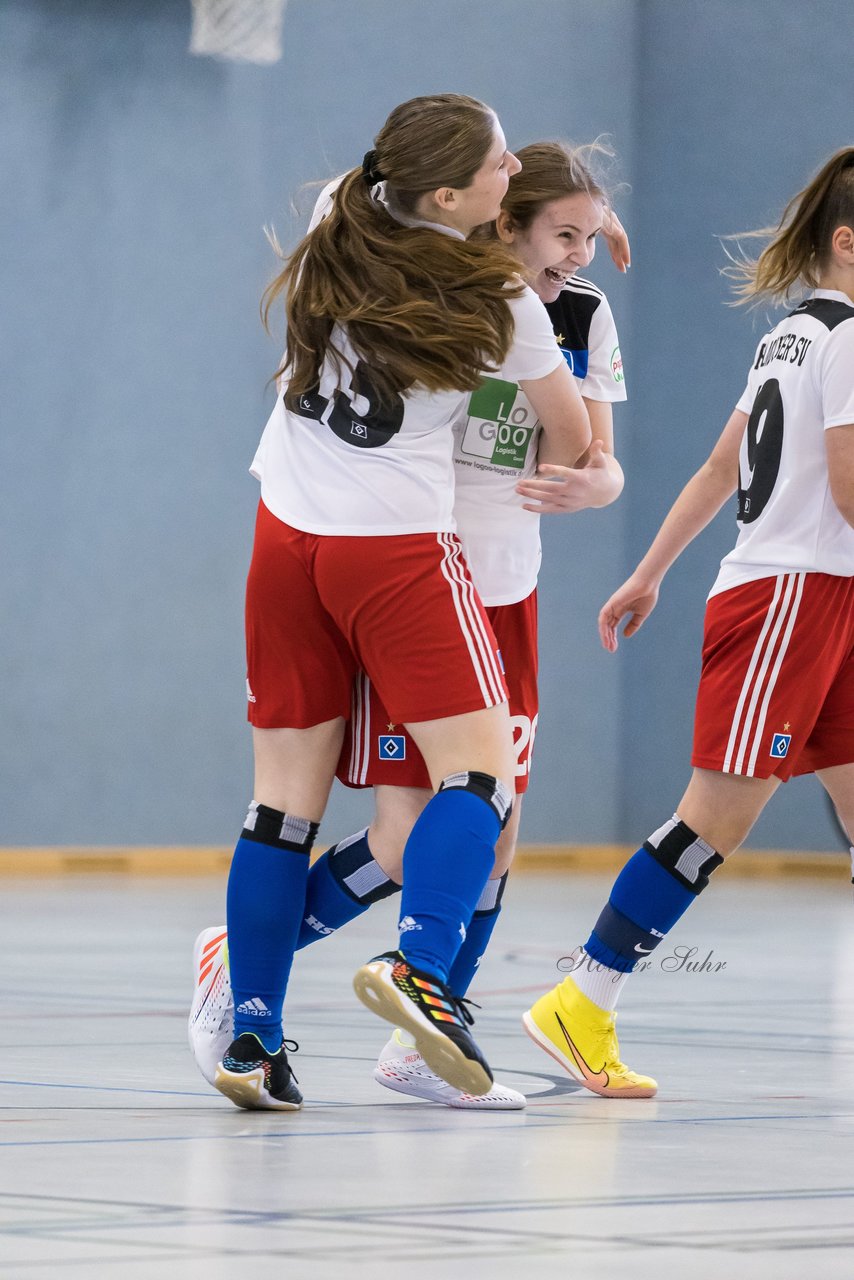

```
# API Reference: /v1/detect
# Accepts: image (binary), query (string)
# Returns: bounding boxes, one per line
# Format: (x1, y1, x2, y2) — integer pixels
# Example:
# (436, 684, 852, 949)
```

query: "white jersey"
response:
(710, 288, 854, 597)
(453, 277, 625, 605)
(251, 286, 561, 535)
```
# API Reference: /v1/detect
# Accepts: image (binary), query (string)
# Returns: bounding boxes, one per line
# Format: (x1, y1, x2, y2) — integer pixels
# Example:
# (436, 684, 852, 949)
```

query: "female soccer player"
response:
(339, 141, 628, 1105)
(215, 95, 591, 1110)
(194, 140, 624, 1110)
(523, 147, 854, 1098)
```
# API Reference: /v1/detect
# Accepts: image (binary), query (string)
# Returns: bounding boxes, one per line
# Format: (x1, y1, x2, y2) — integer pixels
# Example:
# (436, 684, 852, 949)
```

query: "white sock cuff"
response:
(569, 947, 631, 1012)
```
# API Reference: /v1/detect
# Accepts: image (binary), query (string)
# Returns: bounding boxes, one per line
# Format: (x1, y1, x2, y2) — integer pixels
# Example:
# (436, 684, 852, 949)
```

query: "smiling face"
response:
(499, 191, 604, 302)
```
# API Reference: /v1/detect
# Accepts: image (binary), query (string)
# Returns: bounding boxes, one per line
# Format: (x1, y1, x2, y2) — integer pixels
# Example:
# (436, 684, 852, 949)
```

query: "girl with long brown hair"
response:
(524, 147, 854, 1098)
(213, 94, 591, 1111)
(192, 137, 627, 1111)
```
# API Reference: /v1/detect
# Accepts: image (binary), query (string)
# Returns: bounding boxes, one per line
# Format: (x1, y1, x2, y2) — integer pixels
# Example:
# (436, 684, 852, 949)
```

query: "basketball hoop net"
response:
(189, 0, 288, 65)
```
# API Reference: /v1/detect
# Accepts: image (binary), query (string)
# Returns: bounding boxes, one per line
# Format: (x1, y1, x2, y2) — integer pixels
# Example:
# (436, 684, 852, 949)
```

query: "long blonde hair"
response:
(263, 94, 524, 404)
(725, 147, 854, 304)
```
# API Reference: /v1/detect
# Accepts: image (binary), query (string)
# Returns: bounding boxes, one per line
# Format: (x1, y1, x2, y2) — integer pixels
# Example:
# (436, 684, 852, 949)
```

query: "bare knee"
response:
(817, 763, 854, 843)
(367, 785, 430, 881)
(252, 721, 344, 819)
(675, 768, 779, 857)
(404, 703, 515, 794)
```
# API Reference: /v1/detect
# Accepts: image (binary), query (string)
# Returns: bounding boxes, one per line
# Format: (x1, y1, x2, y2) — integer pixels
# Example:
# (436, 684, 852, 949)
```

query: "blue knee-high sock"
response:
(295, 829, 400, 948)
(227, 803, 318, 1051)
(447, 873, 508, 996)
(584, 814, 724, 973)
(397, 775, 511, 983)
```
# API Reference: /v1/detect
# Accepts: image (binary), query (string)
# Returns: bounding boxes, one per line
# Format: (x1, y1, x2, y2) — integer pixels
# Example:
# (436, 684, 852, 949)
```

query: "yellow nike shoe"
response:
(522, 976, 657, 1098)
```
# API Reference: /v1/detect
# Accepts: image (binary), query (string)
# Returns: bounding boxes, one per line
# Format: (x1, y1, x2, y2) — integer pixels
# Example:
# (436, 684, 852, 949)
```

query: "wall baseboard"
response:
(0, 844, 846, 879)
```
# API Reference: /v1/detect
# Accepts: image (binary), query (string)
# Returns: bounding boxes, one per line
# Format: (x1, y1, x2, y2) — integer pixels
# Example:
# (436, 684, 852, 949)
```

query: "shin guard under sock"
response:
(227, 802, 317, 1051)
(296, 828, 399, 948)
(584, 814, 723, 975)
(397, 772, 512, 983)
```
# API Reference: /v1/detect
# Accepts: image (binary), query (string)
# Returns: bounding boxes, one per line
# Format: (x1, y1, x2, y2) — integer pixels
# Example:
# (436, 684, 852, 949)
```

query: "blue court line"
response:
(4, 1082, 842, 1120)
(656, 1112, 854, 1124)
(0, 1121, 540, 1149)
(0, 1069, 568, 1099)
(2, 1076, 850, 1119)
(6, 1220, 854, 1256)
(0, 1079, 216, 1098)
(0, 1109, 848, 1149)
(0, 1077, 533, 1107)
(3, 1186, 854, 1229)
(517, 1107, 854, 1125)
(0, 1077, 348, 1105)
(0, 1077, 352, 1106)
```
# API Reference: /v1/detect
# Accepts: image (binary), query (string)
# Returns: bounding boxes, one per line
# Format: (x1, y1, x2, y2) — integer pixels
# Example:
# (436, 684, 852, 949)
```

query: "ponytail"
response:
(261, 94, 526, 404)
(725, 147, 854, 304)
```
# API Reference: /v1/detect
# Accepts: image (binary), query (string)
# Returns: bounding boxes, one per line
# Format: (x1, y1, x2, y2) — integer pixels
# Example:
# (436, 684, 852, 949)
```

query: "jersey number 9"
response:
(738, 378, 784, 524)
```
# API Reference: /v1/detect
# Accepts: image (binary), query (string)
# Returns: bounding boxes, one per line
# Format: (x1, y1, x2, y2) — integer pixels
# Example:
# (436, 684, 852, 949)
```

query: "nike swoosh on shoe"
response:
(554, 1011, 610, 1089)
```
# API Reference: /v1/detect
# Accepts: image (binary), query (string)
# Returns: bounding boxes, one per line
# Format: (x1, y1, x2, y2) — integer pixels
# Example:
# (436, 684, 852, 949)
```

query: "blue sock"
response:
(585, 814, 723, 973)
(397, 773, 511, 983)
(296, 828, 399, 948)
(447, 873, 508, 996)
(227, 803, 318, 1052)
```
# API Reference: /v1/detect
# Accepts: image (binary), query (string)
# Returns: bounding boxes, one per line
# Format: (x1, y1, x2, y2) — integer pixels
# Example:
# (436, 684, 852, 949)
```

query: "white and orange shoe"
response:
(188, 927, 233, 1086)
(522, 975, 657, 1098)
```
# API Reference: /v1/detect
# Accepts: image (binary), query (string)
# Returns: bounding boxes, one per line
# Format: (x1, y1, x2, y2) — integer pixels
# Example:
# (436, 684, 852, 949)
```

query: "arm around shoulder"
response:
(520, 361, 591, 467)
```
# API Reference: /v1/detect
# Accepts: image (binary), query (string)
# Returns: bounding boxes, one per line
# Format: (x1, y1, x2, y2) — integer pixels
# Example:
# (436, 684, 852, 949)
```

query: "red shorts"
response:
(246, 501, 508, 728)
(693, 572, 854, 781)
(337, 591, 539, 794)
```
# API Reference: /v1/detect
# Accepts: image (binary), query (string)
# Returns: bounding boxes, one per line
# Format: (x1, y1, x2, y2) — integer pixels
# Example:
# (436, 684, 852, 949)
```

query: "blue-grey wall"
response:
(0, 0, 849, 851)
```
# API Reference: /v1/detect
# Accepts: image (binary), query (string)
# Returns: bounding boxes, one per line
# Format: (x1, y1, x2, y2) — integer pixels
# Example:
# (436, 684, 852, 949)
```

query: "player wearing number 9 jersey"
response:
(209, 94, 592, 1113)
(523, 147, 854, 1099)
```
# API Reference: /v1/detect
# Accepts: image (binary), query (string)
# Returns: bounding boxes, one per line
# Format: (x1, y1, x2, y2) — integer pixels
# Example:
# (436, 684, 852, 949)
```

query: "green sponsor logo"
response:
(460, 377, 536, 470)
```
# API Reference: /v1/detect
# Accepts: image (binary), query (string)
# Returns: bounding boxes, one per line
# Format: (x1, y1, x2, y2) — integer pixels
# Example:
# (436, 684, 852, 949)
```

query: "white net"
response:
(189, 0, 288, 65)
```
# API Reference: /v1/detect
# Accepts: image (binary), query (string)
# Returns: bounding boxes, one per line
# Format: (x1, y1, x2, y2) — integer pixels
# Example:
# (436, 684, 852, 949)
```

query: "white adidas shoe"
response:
(374, 1028, 526, 1110)
(188, 927, 234, 1086)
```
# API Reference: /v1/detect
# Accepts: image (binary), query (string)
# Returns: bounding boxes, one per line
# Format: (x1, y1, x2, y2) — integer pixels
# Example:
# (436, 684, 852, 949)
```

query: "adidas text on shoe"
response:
(353, 951, 492, 1097)
(375, 1029, 525, 1110)
(188, 927, 234, 1086)
(522, 975, 657, 1098)
(213, 1033, 302, 1111)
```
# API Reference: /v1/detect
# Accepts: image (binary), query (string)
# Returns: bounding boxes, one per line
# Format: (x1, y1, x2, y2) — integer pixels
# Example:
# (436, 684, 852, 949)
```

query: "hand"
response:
(516, 440, 611, 514)
(598, 574, 660, 652)
(601, 206, 631, 273)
